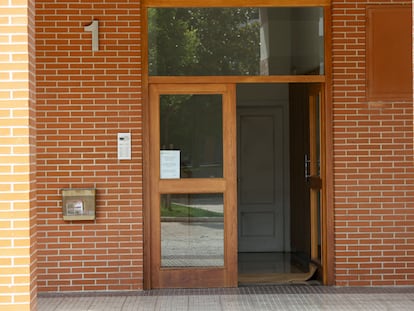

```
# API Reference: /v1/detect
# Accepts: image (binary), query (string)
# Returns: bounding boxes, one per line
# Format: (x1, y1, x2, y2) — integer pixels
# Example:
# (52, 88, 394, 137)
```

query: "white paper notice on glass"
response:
(160, 150, 180, 179)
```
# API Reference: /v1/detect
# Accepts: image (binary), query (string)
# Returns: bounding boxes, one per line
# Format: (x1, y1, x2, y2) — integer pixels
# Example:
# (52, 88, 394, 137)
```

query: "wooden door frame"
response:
(142, 2, 334, 289)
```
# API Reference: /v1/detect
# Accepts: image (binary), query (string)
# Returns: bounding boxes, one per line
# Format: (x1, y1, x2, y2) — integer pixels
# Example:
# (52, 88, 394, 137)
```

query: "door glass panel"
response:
(148, 7, 324, 76)
(160, 94, 223, 178)
(161, 193, 224, 267)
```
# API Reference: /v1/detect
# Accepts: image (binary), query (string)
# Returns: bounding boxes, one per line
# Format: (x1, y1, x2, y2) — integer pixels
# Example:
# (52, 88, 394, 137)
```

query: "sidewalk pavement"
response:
(38, 285, 414, 311)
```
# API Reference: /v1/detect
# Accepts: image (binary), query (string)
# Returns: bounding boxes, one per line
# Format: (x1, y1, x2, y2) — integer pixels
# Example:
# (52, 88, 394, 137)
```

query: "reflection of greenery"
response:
(149, 8, 260, 75)
(160, 95, 223, 176)
(148, 9, 199, 75)
(161, 203, 223, 218)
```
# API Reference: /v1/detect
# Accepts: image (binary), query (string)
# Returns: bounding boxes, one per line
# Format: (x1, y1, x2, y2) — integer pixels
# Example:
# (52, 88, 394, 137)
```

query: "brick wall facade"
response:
(26, 0, 414, 295)
(0, 0, 37, 309)
(332, 0, 414, 285)
(35, 0, 143, 291)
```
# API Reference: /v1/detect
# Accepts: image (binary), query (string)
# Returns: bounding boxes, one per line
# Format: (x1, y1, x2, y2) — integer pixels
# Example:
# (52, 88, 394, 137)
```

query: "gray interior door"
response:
(237, 107, 286, 252)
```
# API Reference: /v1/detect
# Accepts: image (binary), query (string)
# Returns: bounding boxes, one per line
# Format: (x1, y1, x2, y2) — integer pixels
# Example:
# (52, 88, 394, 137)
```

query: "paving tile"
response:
(154, 295, 189, 311)
(88, 296, 127, 311)
(188, 295, 222, 311)
(37, 286, 414, 311)
(122, 296, 159, 311)
(37, 297, 62, 311)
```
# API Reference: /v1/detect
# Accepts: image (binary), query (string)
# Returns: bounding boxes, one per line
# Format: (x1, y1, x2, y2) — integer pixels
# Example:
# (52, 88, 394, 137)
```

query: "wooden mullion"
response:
(143, 0, 330, 8)
(159, 179, 226, 193)
(322, 4, 334, 286)
(149, 75, 326, 84)
(222, 83, 238, 287)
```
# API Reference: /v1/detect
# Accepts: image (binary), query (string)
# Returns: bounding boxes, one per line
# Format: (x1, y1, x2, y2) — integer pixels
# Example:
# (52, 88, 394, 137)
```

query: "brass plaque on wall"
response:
(62, 188, 96, 220)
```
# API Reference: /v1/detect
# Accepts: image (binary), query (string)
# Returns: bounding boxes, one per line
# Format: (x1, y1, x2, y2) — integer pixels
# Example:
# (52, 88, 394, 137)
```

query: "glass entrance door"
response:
(149, 84, 237, 288)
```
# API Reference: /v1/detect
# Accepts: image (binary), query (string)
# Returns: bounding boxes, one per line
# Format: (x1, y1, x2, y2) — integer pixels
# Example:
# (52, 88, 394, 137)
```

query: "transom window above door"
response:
(148, 7, 324, 76)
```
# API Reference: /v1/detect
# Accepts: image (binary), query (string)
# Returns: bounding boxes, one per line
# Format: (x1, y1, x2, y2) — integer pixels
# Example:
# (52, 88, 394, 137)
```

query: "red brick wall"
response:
(332, 0, 414, 285)
(0, 0, 37, 308)
(34, 0, 414, 291)
(35, 0, 143, 291)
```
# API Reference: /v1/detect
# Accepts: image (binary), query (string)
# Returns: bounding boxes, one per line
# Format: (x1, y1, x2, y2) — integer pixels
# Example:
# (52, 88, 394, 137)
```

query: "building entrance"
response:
(237, 83, 323, 284)
(144, 4, 330, 289)
(147, 82, 325, 288)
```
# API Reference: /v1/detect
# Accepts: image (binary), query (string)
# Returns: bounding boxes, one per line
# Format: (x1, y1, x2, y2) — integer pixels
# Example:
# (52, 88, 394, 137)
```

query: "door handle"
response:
(304, 154, 311, 179)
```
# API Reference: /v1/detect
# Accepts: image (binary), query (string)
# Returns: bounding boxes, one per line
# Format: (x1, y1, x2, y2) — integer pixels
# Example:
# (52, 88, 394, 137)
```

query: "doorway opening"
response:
(237, 83, 323, 285)
(144, 4, 331, 289)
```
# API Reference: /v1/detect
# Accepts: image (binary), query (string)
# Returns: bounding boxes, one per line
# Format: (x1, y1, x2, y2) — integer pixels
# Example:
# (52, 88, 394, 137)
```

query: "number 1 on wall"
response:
(84, 20, 99, 52)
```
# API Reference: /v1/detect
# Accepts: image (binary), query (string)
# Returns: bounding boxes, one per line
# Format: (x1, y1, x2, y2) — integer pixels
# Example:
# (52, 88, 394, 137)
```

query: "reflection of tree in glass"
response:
(149, 8, 260, 75)
(148, 9, 199, 75)
(160, 95, 223, 178)
(160, 95, 192, 151)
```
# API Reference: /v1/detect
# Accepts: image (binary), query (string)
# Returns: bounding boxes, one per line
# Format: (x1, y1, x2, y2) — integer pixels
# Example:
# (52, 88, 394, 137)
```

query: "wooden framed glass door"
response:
(149, 83, 237, 288)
